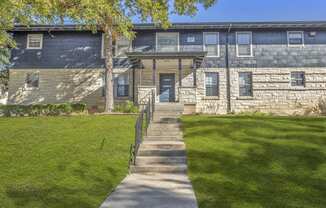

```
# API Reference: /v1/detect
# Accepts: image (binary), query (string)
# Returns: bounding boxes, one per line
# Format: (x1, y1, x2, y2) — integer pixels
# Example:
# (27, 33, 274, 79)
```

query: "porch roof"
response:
(126, 51, 207, 68)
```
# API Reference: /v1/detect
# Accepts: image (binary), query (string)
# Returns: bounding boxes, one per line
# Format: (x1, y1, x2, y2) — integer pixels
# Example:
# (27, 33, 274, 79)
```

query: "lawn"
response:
(182, 115, 326, 208)
(0, 115, 136, 208)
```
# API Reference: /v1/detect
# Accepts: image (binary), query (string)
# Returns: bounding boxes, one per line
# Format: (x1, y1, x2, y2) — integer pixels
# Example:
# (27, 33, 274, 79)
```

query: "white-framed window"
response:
(287, 31, 304, 47)
(26, 34, 43, 49)
(205, 72, 219, 96)
(236, 32, 253, 57)
(239, 72, 253, 97)
(291, 71, 305, 87)
(156, 32, 179, 52)
(101, 34, 131, 58)
(25, 72, 39, 89)
(115, 74, 129, 97)
(203, 32, 220, 57)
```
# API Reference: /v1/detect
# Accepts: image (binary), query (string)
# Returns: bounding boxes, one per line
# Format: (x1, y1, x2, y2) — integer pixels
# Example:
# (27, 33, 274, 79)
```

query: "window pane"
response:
(157, 33, 178, 52)
(205, 72, 219, 96)
(204, 33, 218, 45)
(28, 34, 42, 48)
(291, 72, 305, 86)
(115, 37, 130, 57)
(238, 45, 251, 56)
(26, 72, 39, 88)
(289, 32, 303, 45)
(239, 72, 253, 96)
(116, 74, 129, 97)
(206, 45, 218, 56)
(237, 33, 251, 44)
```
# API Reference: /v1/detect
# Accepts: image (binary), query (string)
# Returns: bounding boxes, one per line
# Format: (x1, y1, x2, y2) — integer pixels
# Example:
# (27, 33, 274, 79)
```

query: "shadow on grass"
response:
(182, 116, 326, 208)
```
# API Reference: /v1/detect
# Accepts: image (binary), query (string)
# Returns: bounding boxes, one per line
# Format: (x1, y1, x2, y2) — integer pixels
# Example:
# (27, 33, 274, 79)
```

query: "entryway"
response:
(159, 74, 175, 102)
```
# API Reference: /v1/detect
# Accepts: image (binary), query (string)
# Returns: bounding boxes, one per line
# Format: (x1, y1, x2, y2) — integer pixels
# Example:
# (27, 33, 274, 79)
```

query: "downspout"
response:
(225, 24, 232, 114)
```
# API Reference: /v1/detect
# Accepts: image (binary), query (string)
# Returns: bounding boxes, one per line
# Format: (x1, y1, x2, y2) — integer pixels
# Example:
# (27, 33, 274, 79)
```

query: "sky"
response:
(133, 0, 326, 23)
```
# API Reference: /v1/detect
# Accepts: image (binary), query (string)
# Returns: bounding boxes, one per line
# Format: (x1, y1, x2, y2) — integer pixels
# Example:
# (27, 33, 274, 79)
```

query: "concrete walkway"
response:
(99, 173, 197, 208)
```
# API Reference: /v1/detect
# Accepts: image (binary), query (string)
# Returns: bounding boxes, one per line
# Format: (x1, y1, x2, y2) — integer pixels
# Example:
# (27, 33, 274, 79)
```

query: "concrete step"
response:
(138, 149, 186, 157)
(130, 164, 187, 173)
(153, 116, 180, 123)
(148, 123, 180, 129)
(143, 135, 183, 141)
(147, 129, 183, 136)
(135, 156, 187, 165)
(155, 104, 184, 112)
(140, 141, 185, 150)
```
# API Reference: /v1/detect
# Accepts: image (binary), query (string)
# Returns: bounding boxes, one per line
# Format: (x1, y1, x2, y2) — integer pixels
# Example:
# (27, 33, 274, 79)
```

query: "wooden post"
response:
(178, 59, 182, 87)
(193, 59, 197, 87)
(152, 59, 156, 86)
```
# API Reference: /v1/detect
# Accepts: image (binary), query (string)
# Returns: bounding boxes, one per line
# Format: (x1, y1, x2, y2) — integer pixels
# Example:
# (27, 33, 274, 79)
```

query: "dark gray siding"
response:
(10, 29, 326, 69)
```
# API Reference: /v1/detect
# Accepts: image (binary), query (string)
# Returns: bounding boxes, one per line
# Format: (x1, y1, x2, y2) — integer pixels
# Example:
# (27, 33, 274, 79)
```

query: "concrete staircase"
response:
(130, 103, 187, 174)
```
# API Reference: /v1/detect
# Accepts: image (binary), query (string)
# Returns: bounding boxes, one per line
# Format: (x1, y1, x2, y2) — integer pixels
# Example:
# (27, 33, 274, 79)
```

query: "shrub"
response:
(0, 103, 87, 117)
(113, 101, 139, 113)
(317, 98, 326, 115)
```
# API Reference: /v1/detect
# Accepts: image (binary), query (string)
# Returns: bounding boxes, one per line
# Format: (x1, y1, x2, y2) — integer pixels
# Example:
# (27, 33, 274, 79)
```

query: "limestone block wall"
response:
(229, 68, 326, 115)
(137, 86, 156, 105)
(8, 68, 133, 107)
(195, 68, 228, 114)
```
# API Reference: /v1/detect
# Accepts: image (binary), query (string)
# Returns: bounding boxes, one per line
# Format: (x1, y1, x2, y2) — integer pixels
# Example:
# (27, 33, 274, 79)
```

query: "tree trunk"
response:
(104, 27, 114, 112)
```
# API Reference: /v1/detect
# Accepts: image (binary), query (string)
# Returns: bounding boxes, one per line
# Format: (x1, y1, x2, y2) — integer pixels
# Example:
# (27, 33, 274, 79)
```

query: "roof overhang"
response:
(125, 51, 207, 68)
(11, 21, 326, 32)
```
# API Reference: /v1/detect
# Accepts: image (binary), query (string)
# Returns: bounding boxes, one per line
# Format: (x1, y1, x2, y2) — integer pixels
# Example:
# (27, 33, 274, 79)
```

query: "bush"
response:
(0, 103, 87, 117)
(113, 101, 139, 113)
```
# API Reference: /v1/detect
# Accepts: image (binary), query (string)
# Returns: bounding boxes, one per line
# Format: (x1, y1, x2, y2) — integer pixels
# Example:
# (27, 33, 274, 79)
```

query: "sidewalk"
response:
(99, 173, 198, 208)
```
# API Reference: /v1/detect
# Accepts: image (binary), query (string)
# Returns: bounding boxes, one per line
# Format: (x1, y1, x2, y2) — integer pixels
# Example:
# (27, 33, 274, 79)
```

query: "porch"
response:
(126, 51, 206, 107)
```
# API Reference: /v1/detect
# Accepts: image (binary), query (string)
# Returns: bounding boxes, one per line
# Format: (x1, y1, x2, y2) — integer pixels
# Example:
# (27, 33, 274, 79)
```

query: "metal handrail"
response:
(129, 89, 155, 168)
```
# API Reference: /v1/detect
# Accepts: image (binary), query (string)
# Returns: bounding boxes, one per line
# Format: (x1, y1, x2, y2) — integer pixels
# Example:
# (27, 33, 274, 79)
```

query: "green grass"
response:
(182, 115, 326, 208)
(0, 115, 136, 208)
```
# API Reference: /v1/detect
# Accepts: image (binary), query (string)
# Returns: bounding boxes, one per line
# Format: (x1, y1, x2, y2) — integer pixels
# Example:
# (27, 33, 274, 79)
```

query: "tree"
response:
(0, 0, 217, 112)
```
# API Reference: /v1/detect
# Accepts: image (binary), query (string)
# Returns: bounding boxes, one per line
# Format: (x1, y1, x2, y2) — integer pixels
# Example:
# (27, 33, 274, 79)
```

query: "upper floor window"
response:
(115, 74, 129, 97)
(236, 32, 252, 57)
(291, 72, 305, 87)
(156, 32, 179, 52)
(25, 72, 39, 89)
(102, 34, 131, 58)
(27, 34, 43, 49)
(203, 32, 219, 57)
(288, 31, 304, 47)
(205, 72, 219, 96)
(239, 72, 253, 97)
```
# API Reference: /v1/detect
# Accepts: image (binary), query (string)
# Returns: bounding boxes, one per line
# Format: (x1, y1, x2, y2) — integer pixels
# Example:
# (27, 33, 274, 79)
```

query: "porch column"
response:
(152, 59, 156, 86)
(178, 58, 182, 87)
(193, 59, 197, 87)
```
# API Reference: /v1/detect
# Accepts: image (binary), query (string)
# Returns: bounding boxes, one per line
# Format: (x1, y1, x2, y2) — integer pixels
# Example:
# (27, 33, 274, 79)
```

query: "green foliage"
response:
(113, 101, 139, 113)
(0, 103, 87, 117)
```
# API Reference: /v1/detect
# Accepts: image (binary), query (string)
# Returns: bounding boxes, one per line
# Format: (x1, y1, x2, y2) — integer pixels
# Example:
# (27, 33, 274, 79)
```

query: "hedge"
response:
(0, 103, 87, 117)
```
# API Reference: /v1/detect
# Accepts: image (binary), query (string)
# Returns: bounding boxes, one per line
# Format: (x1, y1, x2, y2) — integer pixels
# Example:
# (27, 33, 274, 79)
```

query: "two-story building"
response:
(8, 21, 326, 114)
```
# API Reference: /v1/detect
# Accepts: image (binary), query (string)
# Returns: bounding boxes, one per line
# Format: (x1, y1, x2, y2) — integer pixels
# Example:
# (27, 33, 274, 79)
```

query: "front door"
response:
(159, 74, 175, 102)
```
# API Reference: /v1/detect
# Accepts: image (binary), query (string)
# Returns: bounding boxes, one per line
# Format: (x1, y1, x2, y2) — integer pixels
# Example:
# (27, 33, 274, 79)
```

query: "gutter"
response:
(225, 24, 232, 114)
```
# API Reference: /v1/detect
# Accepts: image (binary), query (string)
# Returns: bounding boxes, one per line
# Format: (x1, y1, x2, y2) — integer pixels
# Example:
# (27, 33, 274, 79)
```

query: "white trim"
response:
(287, 31, 305, 47)
(236, 31, 253, 57)
(101, 33, 105, 59)
(155, 32, 180, 52)
(203, 32, 220, 57)
(26, 34, 43, 49)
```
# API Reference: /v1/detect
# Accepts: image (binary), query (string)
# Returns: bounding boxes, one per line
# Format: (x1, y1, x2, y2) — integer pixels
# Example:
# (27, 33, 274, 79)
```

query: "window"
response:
(205, 72, 219, 96)
(25, 72, 39, 89)
(102, 34, 131, 58)
(291, 72, 305, 87)
(288, 31, 304, 47)
(156, 33, 179, 52)
(27, 34, 43, 49)
(239, 72, 253, 96)
(115, 74, 129, 97)
(203, 32, 219, 57)
(236, 32, 252, 57)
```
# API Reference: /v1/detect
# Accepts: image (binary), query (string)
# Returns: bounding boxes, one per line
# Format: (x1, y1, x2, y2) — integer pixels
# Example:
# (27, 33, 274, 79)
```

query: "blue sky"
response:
(133, 0, 326, 23)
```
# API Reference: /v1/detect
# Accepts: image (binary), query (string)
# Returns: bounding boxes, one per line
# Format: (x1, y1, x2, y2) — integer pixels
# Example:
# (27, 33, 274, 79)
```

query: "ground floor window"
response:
(239, 72, 253, 96)
(291, 72, 305, 87)
(205, 72, 219, 96)
(115, 74, 129, 97)
(25, 72, 39, 89)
